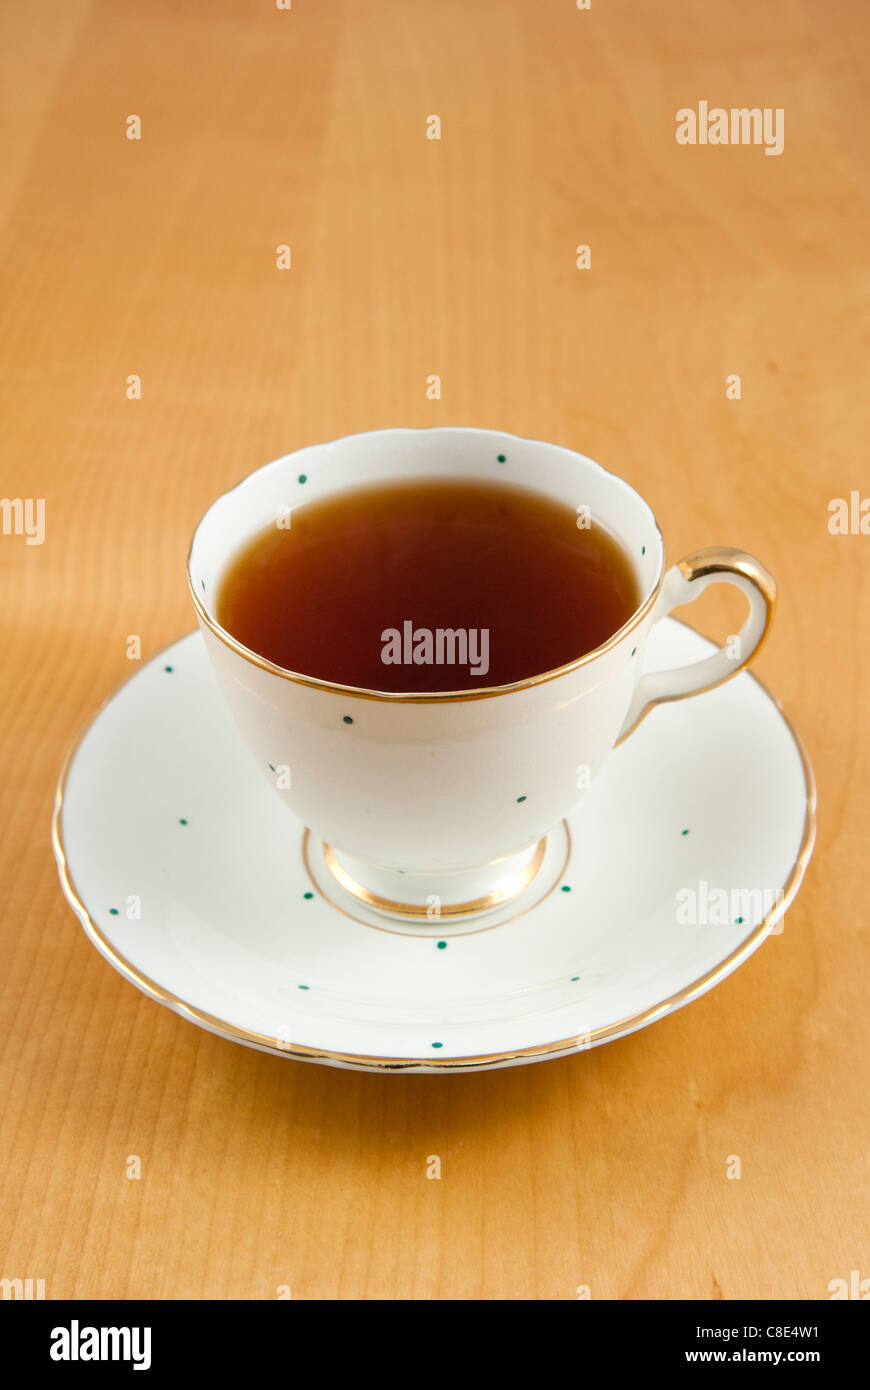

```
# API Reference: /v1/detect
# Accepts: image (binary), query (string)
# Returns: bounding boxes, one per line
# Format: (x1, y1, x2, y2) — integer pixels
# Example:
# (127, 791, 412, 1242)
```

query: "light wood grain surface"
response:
(1, 0, 867, 1301)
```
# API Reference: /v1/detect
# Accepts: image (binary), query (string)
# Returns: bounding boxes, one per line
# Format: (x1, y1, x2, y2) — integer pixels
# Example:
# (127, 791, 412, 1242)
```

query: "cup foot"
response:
(321, 838, 548, 922)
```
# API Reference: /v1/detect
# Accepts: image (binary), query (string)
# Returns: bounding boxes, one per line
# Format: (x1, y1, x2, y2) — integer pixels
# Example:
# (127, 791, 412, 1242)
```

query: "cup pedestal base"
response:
(322, 838, 548, 922)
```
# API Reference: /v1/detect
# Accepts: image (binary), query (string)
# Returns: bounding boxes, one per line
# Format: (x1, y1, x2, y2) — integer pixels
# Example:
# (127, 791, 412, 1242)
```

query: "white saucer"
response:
(52, 621, 816, 1073)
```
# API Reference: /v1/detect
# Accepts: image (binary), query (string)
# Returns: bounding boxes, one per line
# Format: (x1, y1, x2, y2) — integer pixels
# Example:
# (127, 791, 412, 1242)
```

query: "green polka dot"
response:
(164, 665, 173, 673)
(201, 578, 206, 591)
(298, 473, 307, 484)
(641, 545, 646, 555)
(631, 647, 636, 657)
(431, 1041, 443, 1048)
(304, 892, 314, 900)
(561, 884, 571, 892)
(571, 975, 579, 982)
(735, 915, 744, 924)
(298, 984, 310, 990)
(437, 940, 447, 950)
(179, 818, 188, 825)
(516, 795, 527, 803)
(268, 763, 276, 772)
(497, 453, 506, 463)
(681, 828, 689, 836)
(109, 908, 119, 916)
(343, 715, 353, 725)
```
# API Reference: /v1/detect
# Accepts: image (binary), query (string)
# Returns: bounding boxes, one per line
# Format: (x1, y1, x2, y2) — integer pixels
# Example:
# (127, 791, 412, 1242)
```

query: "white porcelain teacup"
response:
(188, 428, 775, 920)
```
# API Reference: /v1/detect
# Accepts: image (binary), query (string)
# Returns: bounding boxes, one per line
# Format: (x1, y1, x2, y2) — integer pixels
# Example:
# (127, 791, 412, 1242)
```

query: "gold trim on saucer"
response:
(319, 836, 547, 919)
(50, 629, 817, 1072)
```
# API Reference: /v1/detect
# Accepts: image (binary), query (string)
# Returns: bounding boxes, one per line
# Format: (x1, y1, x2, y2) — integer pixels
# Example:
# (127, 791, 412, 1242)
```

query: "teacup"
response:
(188, 427, 775, 920)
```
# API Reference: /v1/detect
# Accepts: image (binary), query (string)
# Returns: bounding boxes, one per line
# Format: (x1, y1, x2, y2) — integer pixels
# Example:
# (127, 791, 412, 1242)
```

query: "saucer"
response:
(52, 620, 816, 1073)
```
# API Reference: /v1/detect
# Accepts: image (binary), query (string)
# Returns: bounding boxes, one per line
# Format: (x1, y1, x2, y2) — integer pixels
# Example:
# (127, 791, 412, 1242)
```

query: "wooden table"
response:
(1, 0, 865, 1301)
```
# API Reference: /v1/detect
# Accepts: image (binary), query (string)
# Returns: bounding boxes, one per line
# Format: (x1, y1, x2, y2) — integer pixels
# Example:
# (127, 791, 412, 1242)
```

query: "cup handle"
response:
(618, 546, 777, 742)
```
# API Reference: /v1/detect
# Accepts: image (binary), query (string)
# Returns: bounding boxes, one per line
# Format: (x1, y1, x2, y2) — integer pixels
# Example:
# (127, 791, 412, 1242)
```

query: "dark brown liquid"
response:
(216, 478, 640, 691)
